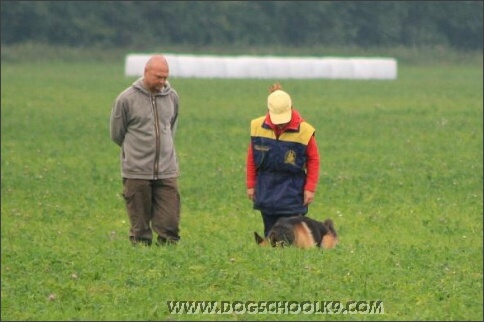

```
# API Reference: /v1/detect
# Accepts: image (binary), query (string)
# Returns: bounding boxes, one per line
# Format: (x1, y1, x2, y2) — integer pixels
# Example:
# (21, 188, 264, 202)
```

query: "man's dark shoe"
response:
(130, 236, 152, 246)
(156, 236, 179, 246)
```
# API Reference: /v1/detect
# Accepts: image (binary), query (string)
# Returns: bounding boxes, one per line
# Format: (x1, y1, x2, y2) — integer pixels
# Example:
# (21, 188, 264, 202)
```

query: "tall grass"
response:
(1, 48, 482, 320)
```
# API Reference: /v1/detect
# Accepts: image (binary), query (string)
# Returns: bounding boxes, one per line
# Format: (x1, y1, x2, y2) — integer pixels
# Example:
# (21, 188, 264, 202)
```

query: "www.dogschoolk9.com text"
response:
(167, 300, 384, 315)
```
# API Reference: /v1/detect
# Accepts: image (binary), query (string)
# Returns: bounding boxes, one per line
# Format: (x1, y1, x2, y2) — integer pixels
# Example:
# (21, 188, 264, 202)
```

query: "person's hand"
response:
(247, 188, 255, 201)
(304, 190, 315, 205)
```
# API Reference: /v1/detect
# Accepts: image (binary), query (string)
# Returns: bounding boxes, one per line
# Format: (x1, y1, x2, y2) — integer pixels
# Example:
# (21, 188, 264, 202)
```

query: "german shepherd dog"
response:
(254, 215, 338, 249)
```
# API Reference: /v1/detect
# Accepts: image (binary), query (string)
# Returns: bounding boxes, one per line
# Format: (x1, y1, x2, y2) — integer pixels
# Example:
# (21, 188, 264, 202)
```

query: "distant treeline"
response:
(1, 1, 482, 50)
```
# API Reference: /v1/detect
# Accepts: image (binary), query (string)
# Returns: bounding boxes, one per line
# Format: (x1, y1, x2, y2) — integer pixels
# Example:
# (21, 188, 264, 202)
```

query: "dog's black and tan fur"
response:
(254, 215, 338, 249)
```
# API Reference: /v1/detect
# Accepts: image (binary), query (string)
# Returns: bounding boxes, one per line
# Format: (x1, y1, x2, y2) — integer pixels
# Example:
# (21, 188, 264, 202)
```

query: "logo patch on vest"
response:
(284, 150, 296, 165)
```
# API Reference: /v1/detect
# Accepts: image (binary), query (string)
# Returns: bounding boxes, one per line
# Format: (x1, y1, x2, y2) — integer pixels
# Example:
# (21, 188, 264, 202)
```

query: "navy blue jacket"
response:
(250, 116, 315, 215)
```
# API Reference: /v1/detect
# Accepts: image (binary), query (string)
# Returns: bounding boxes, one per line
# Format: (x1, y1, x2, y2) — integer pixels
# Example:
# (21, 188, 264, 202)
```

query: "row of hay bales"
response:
(125, 54, 397, 80)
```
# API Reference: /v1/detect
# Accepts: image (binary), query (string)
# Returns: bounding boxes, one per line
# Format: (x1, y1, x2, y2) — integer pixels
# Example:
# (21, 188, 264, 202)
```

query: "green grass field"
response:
(1, 49, 482, 320)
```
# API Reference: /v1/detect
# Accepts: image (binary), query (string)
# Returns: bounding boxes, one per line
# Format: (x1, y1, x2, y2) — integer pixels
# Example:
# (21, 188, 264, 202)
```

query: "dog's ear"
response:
(254, 232, 265, 245)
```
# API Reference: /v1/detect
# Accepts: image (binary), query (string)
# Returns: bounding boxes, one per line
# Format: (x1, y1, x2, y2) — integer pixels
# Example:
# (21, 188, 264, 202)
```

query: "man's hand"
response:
(247, 188, 255, 201)
(304, 190, 315, 205)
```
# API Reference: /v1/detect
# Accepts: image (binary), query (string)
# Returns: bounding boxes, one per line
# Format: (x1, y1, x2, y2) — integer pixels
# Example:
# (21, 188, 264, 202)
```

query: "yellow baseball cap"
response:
(267, 90, 292, 124)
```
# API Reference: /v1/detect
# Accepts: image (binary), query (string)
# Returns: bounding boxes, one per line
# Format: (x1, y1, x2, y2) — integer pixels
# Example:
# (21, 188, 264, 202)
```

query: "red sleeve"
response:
(246, 143, 257, 189)
(304, 135, 320, 192)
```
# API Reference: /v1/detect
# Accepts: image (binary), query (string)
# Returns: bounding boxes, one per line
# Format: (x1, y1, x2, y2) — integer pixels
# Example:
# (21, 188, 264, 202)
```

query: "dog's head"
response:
(254, 232, 268, 246)
(254, 231, 287, 247)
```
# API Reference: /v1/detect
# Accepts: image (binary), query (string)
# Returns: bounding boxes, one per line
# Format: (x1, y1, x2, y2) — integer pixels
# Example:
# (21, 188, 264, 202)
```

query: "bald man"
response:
(110, 55, 181, 246)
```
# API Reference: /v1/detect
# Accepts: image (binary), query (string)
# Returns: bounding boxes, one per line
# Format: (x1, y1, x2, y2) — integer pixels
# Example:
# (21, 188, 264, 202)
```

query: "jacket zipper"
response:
(151, 95, 160, 179)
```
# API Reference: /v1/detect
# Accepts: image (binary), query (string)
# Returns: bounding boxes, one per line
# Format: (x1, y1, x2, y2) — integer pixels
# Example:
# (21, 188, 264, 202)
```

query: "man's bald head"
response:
(143, 55, 170, 93)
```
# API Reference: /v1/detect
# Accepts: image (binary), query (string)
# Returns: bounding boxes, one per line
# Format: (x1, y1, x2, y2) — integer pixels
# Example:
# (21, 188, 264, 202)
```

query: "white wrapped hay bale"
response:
(125, 54, 397, 80)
